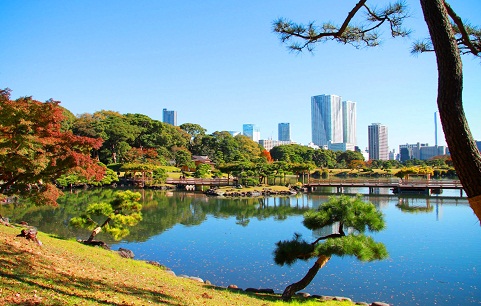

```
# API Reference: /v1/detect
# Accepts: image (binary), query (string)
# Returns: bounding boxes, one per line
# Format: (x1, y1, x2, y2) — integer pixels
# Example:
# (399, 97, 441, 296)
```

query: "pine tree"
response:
(274, 195, 387, 300)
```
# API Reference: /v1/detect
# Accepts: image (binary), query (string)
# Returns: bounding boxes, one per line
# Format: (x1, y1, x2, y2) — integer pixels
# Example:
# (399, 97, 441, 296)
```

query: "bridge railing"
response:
(166, 178, 232, 185)
(305, 178, 462, 187)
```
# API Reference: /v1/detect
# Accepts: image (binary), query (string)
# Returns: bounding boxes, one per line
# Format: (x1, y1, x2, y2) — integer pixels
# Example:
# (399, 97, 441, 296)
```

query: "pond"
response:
(2, 187, 480, 305)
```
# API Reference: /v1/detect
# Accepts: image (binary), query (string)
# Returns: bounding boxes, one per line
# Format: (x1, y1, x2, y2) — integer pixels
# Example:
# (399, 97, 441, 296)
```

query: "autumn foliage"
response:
(261, 149, 273, 162)
(0, 89, 104, 205)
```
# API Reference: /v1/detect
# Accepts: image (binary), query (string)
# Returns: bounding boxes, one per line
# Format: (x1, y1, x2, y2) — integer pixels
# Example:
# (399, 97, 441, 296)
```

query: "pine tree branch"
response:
(444, 1, 479, 55)
(310, 233, 344, 245)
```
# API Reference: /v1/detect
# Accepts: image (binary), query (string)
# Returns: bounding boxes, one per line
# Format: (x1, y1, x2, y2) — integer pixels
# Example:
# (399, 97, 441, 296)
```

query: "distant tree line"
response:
(0, 89, 455, 204)
(63, 108, 453, 170)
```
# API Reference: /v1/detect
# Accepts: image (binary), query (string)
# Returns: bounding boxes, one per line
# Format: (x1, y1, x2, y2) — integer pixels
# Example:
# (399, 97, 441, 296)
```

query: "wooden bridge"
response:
(166, 178, 231, 191)
(166, 178, 465, 196)
(304, 179, 465, 196)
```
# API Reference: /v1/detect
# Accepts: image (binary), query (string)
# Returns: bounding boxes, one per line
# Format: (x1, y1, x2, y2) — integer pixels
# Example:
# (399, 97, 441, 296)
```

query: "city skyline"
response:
(2, 1, 480, 151)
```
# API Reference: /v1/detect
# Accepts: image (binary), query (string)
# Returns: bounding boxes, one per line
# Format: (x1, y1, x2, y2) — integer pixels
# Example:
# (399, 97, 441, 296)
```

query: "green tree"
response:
(274, 195, 387, 300)
(194, 163, 211, 178)
(270, 144, 312, 164)
(179, 123, 207, 156)
(311, 149, 336, 168)
(337, 150, 365, 167)
(56, 163, 118, 188)
(69, 190, 142, 246)
(273, 0, 481, 219)
(174, 149, 192, 168)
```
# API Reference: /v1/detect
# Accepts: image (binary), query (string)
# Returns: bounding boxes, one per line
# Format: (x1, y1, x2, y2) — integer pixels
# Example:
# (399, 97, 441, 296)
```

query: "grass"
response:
(0, 224, 353, 306)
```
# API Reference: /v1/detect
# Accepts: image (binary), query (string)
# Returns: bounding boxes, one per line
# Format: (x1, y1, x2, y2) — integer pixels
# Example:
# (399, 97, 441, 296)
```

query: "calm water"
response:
(3, 187, 480, 305)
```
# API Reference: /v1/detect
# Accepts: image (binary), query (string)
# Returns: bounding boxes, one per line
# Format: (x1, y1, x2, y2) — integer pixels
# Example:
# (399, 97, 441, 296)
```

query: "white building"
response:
(368, 123, 389, 160)
(259, 139, 294, 152)
(342, 100, 357, 145)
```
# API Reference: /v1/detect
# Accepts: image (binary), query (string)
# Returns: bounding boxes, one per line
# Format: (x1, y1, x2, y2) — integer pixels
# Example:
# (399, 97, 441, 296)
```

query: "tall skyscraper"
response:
(311, 94, 342, 146)
(343, 100, 357, 145)
(243, 124, 260, 142)
(278, 123, 290, 141)
(368, 123, 389, 160)
(162, 108, 177, 126)
(311, 94, 356, 148)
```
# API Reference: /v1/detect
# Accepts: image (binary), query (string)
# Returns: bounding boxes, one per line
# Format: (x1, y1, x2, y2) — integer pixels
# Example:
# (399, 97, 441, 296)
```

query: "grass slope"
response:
(0, 224, 352, 306)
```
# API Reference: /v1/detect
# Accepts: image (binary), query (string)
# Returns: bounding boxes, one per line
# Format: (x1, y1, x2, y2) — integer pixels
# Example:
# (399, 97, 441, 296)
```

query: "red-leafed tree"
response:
(261, 149, 273, 162)
(123, 147, 162, 165)
(0, 89, 104, 205)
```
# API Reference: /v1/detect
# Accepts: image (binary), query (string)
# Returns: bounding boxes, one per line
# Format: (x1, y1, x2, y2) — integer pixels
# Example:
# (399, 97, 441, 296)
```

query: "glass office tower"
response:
(278, 123, 290, 141)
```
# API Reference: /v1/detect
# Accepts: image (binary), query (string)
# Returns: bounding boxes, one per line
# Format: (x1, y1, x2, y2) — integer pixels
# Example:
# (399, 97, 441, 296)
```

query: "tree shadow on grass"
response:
(0, 242, 181, 305)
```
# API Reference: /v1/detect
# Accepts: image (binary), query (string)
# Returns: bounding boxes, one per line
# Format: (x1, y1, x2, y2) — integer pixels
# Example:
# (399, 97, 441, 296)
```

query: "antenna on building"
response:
(434, 111, 438, 147)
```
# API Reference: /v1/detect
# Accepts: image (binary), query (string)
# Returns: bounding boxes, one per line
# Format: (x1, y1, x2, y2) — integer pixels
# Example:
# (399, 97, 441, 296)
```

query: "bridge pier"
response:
(337, 186, 343, 193)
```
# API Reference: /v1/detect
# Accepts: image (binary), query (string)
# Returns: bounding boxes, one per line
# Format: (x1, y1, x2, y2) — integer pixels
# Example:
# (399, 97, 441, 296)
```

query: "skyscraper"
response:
(342, 100, 356, 145)
(368, 123, 389, 160)
(278, 123, 290, 141)
(243, 124, 260, 142)
(311, 94, 342, 147)
(162, 108, 177, 126)
(311, 94, 356, 148)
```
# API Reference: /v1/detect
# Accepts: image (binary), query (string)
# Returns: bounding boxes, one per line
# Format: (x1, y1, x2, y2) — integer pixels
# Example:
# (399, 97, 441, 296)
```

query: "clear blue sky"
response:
(1, 0, 480, 152)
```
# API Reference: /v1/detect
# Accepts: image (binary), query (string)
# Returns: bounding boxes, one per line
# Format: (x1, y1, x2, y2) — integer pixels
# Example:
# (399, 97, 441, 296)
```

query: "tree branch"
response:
(336, 0, 368, 37)
(310, 232, 344, 245)
(444, 1, 479, 55)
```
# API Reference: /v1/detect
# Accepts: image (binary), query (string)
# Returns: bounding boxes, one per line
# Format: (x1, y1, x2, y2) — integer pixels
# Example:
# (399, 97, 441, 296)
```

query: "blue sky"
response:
(1, 0, 480, 152)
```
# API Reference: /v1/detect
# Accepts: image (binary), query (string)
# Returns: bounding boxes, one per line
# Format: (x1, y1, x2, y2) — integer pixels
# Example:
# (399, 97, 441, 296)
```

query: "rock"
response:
(295, 292, 311, 298)
(227, 284, 242, 291)
(187, 276, 204, 283)
(371, 302, 390, 306)
(16, 228, 42, 246)
(165, 270, 176, 276)
(333, 296, 352, 302)
(204, 280, 212, 285)
(117, 248, 134, 259)
(318, 296, 335, 301)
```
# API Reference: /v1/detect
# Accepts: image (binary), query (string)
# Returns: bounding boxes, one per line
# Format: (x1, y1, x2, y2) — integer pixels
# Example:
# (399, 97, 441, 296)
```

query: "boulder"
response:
(117, 248, 135, 259)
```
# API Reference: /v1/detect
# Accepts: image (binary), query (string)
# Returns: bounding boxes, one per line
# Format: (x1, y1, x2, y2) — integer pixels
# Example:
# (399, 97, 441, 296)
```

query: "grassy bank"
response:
(0, 224, 352, 306)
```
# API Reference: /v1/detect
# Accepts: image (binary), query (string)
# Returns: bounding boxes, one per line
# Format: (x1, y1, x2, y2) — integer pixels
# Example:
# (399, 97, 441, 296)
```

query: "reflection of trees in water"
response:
(396, 197, 434, 213)
(8, 189, 310, 243)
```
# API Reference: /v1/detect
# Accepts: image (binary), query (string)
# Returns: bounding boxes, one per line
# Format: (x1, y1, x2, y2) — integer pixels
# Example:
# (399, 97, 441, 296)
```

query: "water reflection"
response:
(2, 188, 480, 305)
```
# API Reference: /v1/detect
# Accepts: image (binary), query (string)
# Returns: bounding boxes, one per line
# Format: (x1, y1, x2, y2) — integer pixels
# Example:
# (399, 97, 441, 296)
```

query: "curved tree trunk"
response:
(281, 255, 330, 300)
(86, 217, 111, 242)
(420, 0, 481, 221)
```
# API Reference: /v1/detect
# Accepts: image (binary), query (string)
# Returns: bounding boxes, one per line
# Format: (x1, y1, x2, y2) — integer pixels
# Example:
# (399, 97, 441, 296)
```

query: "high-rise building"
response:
(162, 108, 177, 126)
(368, 123, 389, 160)
(278, 123, 290, 141)
(342, 100, 356, 145)
(311, 94, 356, 149)
(311, 94, 343, 146)
(243, 124, 260, 142)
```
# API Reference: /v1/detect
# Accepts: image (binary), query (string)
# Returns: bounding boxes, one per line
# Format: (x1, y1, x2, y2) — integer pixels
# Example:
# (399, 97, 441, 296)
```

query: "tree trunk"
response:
(420, 0, 481, 221)
(281, 255, 330, 300)
(86, 217, 111, 242)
